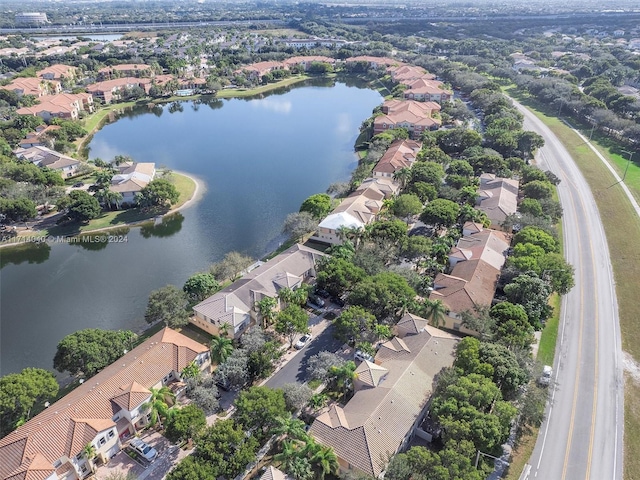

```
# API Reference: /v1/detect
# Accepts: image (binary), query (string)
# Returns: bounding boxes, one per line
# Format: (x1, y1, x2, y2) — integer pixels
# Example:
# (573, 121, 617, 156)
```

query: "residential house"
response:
(1, 77, 60, 97)
(373, 99, 441, 139)
(476, 173, 520, 230)
(16, 92, 94, 121)
(283, 56, 336, 70)
(448, 223, 510, 271)
(0, 328, 210, 480)
(19, 124, 61, 149)
(372, 139, 422, 178)
(428, 224, 509, 335)
(260, 466, 293, 480)
(86, 78, 152, 104)
(14, 145, 80, 178)
(235, 61, 287, 80)
(402, 77, 452, 104)
(387, 65, 436, 83)
(312, 177, 400, 245)
(191, 244, 325, 339)
(37, 64, 77, 82)
(309, 318, 459, 478)
(98, 64, 152, 80)
(110, 162, 156, 204)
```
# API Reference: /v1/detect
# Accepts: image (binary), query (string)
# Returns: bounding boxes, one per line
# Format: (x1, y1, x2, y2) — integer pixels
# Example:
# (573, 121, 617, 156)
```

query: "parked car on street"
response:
(538, 365, 553, 386)
(295, 333, 312, 349)
(72, 182, 84, 188)
(129, 438, 158, 462)
(315, 288, 330, 298)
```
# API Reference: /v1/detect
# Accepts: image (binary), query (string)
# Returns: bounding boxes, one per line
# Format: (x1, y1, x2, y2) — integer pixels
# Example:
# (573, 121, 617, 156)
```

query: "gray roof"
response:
(309, 321, 459, 477)
(193, 244, 324, 327)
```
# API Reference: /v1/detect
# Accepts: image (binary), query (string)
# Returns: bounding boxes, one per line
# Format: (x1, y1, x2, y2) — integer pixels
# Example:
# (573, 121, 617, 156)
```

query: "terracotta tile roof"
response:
(37, 64, 76, 80)
(373, 139, 422, 175)
(87, 77, 152, 94)
(387, 65, 435, 82)
(310, 324, 459, 477)
(429, 259, 501, 314)
(2, 78, 47, 97)
(110, 382, 151, 411)
(5, 453, 55, 480)
(0, 328, 208, 480)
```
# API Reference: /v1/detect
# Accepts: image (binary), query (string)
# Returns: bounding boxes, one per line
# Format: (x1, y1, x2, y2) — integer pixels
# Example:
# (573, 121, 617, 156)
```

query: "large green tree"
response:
(0, 368, 58, 438)
(348, 272, 416, 320)
(183, 272, 219, 303)
(420, 198, 461, 228)
(503, 273, 552, 328)
(137, 178, 179, 207)
(299, 193, 332, 219)
(275, 305, 309, 348)
(316, 257, 366, 297)
(234, 386, 288, 436)
(210, 251, 254, 281)
(490, 302, 535, 349)
(333, 306, 377, 343)
(53, 328, 137, 377)
(164, 404, 206, 442)
(66, 190, 101, 223)
(144, 285, 189, 327)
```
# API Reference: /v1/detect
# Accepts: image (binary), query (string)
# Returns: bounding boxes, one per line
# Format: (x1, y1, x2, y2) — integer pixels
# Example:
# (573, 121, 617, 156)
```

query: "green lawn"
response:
(537, 293, 561, 366)
(46, 171, 196, 237)
(216, 75, 311, 98)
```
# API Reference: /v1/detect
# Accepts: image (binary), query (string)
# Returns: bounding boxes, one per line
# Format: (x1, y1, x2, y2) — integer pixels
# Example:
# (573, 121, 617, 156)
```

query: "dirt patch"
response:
(623, 351, 640, 386)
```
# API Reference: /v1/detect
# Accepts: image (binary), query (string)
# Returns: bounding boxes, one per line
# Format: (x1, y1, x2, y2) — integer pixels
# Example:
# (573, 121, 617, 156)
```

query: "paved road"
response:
(513, 100, 624, 480)
(265, 321, 342, 389)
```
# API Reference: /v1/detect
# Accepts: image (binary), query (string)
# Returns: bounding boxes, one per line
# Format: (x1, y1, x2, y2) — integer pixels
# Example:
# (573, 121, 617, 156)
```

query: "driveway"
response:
(94, 431, 189, 480)
(265, 308, 342, 389)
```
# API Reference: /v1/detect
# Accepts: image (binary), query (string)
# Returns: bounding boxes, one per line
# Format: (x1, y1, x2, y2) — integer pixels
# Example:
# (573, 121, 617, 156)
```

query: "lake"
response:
(0, 78, 382, 376)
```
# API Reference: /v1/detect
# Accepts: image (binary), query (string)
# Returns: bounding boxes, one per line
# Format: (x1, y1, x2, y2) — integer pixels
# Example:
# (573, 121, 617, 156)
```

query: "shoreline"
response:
(0, 170, 204, 249)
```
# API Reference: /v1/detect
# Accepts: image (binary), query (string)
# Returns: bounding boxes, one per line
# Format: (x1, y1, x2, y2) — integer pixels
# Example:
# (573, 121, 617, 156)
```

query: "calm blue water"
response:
(0, 80, 381, 376)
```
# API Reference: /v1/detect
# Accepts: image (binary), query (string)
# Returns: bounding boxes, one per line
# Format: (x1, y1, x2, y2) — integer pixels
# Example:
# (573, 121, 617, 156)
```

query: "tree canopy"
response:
(53, 328, 138, 377)
(348, 272, 416, 320)
(299, 193, 332, 219)
(136, 178, 179, 207)
(183, 272, 220, 303)
(0, 368, 59, 438)
(144, 285, 189, 327)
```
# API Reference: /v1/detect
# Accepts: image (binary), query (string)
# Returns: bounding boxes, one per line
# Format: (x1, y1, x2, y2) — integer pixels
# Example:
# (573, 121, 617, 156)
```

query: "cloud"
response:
(334, 113, 352, 136)
(248, 98, 292, 114)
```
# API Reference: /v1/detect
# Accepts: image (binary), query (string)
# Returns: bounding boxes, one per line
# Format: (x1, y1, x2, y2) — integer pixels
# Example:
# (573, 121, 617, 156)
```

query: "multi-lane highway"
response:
(513, 100, 624, 480)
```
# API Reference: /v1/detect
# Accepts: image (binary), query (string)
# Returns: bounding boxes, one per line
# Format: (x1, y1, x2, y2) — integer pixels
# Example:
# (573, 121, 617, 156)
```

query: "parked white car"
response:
(129, 438, 158, 462)
(295, 333, 312, 349)
(538, 365, 553, 386)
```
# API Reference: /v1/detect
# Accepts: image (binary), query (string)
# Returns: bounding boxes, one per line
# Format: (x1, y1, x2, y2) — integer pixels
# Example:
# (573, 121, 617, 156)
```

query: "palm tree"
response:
(218, 322, 232, 337)
(255, 296, 277, 327)
(278, 287, 295, 308)
(328, 361, 357, 399)
(274, 439, 303, 472)
(273, 416, 309, 444)
(304, 441, 339, 480)
(210, 335, 233, 365)
(142, 386, 176, 429)
(424, 299, 447, 328)
(82, 443, 97, 473)
(393, 167, 412, 190)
